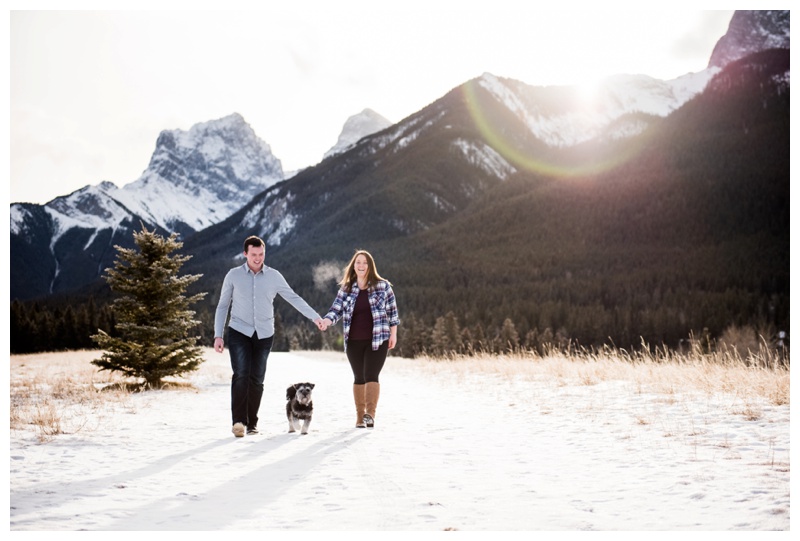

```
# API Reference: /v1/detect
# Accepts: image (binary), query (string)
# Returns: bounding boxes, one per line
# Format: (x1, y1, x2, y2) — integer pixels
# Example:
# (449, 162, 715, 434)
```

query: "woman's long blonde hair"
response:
(339, 249, 390, 290)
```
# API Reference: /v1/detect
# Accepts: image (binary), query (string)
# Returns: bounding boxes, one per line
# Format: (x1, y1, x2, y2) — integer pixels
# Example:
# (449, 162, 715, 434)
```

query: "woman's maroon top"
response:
(348, 288, 373, 341)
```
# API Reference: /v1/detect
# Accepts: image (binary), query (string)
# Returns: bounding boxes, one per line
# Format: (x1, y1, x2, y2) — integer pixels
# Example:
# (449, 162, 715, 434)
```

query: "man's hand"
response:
(315, 318, 330, 331)
(214, 337, 224, 353)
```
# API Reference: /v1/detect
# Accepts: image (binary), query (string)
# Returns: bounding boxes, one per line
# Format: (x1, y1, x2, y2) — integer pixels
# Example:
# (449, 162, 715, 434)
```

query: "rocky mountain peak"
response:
(708, 10, 790, 69)
(323, 108, 393, 160)
(113, 113, 284, 233)
(146, 112, 282, 187)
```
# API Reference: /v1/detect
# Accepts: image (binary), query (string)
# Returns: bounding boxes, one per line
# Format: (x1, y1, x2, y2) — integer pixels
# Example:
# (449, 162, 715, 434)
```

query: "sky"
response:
(8, 3, 737, 205)
(9, 349, 790, 531)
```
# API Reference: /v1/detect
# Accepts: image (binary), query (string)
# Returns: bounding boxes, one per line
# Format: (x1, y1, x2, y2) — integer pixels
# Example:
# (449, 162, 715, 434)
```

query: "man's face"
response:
(244, 245, 265, 272)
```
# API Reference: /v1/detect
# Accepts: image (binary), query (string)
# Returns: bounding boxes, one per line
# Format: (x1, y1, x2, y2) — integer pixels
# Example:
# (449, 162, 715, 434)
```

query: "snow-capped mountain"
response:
(480, 11, 790, 151)
(11, 113, 284, 299)
(709, 10, 790, 69)
(187, 9, 789, 267)
(473, 70, 717, 148)
(322, 108, 393, 160)
(112, 113, 283, 233)
(178, 36, 788, 355)
(210, 68, 728, 252)
(11, 10, 790, 302)
(12, 113, 282, 240)
(10, 184, 145, 296)
(12, 182, 127, 241)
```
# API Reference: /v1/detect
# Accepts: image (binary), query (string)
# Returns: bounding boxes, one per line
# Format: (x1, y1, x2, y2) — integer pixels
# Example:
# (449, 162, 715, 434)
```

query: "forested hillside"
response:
(240, 50, 789, 357)
(11, 51, 789, 357)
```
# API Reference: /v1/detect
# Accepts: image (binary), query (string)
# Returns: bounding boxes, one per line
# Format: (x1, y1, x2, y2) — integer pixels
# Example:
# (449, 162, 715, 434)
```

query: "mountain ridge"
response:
(709, 10, 790, 68)
(172, 47, 788, 356)
(322, 108, 393, 161)
(11, 63, 719, 301)
(9, 11, 790, 356)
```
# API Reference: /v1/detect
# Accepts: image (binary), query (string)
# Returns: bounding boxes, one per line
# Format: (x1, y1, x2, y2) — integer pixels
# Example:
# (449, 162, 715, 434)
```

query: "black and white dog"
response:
(286, 382, 315, 435)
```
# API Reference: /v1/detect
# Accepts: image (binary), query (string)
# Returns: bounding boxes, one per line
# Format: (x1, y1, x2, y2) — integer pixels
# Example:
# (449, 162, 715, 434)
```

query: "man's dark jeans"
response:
(228, 328, 273, 429)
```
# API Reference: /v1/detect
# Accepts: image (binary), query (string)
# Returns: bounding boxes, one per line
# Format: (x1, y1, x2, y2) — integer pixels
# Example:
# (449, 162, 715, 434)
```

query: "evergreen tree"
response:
(91, 226, 207, 387)
(272, 312, 290, 352)
(431, 311, 461, 355)
(498, 318, 520, 353)
(10, 300, 34, 353)
(471, 322, 488, 354)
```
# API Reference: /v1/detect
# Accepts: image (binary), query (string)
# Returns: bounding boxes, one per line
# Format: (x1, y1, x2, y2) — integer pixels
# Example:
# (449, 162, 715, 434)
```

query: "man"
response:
(214, 236, 325, 437)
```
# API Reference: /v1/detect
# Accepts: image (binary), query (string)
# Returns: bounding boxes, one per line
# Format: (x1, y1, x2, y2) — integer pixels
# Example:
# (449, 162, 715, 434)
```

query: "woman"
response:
(321, 250, 399, 428)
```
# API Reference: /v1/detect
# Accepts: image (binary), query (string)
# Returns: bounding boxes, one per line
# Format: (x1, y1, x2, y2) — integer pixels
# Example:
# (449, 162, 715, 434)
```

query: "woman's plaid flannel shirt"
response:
(323, 280, 399, 351)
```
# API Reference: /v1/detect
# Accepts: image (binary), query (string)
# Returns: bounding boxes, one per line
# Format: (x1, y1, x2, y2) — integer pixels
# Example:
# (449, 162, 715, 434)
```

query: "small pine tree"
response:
(431, 311, 461, 356)
(499, 318, 520, 353)
(91, 225, 207, 388)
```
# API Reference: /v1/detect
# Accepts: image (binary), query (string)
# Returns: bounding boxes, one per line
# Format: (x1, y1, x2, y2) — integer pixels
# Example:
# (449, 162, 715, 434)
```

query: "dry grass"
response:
(11, 347, 789, 443)
(409, 346, 790, 408)
(9, 350, 202, 443)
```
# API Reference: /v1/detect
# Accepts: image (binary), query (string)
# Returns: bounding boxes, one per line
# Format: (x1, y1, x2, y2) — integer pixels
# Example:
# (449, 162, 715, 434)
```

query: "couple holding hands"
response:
(214, 236, 399, 437)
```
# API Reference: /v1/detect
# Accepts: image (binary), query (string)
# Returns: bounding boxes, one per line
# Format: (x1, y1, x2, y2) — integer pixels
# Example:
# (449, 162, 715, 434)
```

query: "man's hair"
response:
(243, 235, 265, 253)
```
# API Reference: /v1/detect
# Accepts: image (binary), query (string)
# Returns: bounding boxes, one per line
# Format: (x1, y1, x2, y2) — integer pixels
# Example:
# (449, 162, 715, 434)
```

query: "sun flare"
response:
(574, 77, 604, 105)
(462, 77, 636, 178)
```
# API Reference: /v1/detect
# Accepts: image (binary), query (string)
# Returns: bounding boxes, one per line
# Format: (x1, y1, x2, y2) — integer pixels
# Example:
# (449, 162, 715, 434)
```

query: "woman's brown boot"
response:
(363, 382, 380, 428)
(353, 384, 366, 428)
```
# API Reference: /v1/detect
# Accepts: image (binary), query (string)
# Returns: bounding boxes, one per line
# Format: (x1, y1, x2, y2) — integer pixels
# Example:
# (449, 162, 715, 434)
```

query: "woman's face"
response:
(354, 254, 369, 280)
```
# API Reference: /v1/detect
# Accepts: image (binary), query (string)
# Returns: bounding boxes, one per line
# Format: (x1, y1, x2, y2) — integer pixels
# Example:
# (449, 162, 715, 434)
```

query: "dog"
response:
(286, 382, 315, 435)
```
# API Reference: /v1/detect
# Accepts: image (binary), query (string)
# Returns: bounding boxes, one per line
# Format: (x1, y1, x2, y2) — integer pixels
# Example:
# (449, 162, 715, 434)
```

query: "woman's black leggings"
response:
(346, 340, 388, 384)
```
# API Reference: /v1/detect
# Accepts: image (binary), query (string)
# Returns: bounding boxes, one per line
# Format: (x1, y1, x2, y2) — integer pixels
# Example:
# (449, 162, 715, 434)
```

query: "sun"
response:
(462, 77, 639, 178)
(575, 77, 604, 105)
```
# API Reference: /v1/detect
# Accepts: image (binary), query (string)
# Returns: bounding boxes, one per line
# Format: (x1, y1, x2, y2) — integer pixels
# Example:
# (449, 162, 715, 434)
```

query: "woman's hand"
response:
(315, 318, 331, 331)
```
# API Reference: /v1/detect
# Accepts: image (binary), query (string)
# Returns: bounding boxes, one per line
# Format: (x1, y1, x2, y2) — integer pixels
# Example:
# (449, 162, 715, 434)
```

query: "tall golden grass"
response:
(412, 345, 789, 408)
(12, 350, 155, 442)
(10, 346, 789, 443)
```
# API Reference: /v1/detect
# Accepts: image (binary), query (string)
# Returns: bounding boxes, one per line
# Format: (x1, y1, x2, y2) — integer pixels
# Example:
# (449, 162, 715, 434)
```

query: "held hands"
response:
(315, 318, 332, 331)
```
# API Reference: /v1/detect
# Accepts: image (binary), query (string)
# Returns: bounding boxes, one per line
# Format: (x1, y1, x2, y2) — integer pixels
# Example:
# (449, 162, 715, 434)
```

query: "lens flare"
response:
(461, 78, 643, 179)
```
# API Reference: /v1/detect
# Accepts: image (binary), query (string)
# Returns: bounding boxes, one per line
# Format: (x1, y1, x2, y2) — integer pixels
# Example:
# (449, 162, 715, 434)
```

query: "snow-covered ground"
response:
(9, 349, 790, 531)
